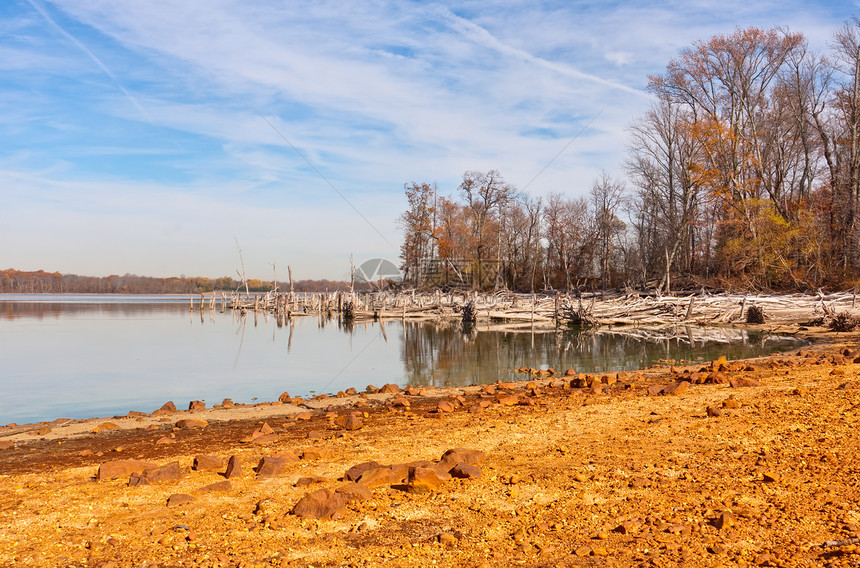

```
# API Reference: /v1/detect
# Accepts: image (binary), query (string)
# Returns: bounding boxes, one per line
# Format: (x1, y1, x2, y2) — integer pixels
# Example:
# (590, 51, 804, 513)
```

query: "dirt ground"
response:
(1, 325, 860, 568)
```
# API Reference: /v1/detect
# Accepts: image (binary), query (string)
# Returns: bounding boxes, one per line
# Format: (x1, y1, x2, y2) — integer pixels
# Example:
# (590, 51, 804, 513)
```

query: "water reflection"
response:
(0, 297, 803, 424)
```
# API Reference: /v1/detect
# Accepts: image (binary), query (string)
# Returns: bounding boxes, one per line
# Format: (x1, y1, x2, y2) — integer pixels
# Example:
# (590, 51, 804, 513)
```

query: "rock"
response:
(714, 511, 735, 530)
(762, 471, 779, 483)
(438, 532, 459, 546)
(449, 462, 482, 479)
(0, 440, 14, 450)
(221, 398, 234, 408)
(256, 456, 291, 477)
(334, 413, 363, 430)
(613, 520, 642, 534)
(35, 427, 52, 435)
(175, 419, 208, 430)
(345, 461, 382, 482)
(278, 392, 291, 403)
(224, 455, 242, 479)
(97, 459, 158, 481)
(295, 412, 313, 421)
(357, 466, 400, 488)
(439, 448, 485, 468)
(129, 461, 182, 486)
(92, 422, 120, 433)
(706, 405, 722, 417)
(647, 385, 666, 396)
(722, 397, 741, 409)
(188, 400, 205, 410)
(166, 493, 196, 507)
(249, 433, 279, 445)
(257, 422, 275, 435)
(296, 476, 327, 486)
(407, 466, 446, 493)
(193, 455, 224, 472)
(291, 488, 345, 520)
(730, 377, 760, 388)
(793, 387, 808, 396)
(155, 436, 175, 445)
(156, 401, 176, 413)
(302, 446, 335, 460)
(497, 394, 519, 406)
(664, 380, 690, 396)
(389, 396, 410, 408)
(436, 400, 456, 413)
(194, 480, 232, 493)
(379, 383, 400, 394)
(335, 482, 372, 504)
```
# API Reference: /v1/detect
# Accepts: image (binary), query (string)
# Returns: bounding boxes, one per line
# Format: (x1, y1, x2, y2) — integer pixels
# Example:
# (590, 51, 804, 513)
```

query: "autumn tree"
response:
(398, 182, 437, 286)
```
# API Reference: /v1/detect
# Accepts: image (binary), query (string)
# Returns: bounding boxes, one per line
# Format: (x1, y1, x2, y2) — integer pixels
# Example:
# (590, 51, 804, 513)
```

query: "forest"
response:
(399, 21, 860, 293)
(0, 269, 357, 295)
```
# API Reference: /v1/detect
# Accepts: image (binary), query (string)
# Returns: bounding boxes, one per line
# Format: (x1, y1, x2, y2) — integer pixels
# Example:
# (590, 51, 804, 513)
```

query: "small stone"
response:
(437, 400, 456, 413)
(175, 419, 208, 430)
(92, 422, 120, 433)
(224, 455, 242, 479)
(574, 545, 592, 557)
(722, 397, 741, 409)
(254, 497, 277, 516)
(166, 493, 196, 507)
(295, 412, 313, 421)
(793, 387, 808, 396)
(438, 532, 458, 546)
(707, 405, 722, 417)
(291, 488, 345, 520)
(188, 400, 205, 410)
(714, 511, 735, 530)
(762, 471, 779, 483)
(708, 543, 728, 554)
(334, 413, 363, 431)
(191, 456, 224, 471)
(664, 380, 690, 396)
(389, 396, 410, 408)
(221, 398, 234, 408)
(730, 378, 759, 388)
(155, 436, 175, 445)
(296, 476, 327, 486)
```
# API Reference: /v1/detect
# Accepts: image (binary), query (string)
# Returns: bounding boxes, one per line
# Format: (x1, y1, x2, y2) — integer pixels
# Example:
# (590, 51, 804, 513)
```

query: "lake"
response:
(0, 295, 803, 425)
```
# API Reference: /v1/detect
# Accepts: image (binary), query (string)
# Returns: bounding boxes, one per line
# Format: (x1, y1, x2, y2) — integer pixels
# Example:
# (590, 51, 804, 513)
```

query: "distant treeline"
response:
(0, 269, 362, 294)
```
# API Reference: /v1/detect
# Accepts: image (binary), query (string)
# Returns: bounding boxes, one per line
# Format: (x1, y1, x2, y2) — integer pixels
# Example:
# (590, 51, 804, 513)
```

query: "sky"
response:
(1, 0, 857, 280)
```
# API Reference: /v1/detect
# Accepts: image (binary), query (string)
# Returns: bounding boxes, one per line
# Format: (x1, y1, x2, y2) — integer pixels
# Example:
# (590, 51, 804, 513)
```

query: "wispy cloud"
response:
(1, 0, 855, 277)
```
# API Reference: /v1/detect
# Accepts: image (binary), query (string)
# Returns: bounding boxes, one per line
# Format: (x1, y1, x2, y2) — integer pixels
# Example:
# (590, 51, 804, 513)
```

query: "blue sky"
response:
(1, 0, 856, 280)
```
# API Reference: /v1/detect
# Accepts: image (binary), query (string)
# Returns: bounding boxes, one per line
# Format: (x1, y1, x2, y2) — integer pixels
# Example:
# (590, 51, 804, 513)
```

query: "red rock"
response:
(713, 511, 735, 530)
(295, 412, 313, 421)
(663, 381, 690, 396)
(166, 493, 196, 507)
(497, 394, 519, 406)
(247, 432, 279, 445)
(34, 427, 51, 435)
(278, 392, 291, 403)
(255, 456, 291, 477)
(175, 419, 208, 430)
(221, 398, 234, 408)
(440, 448, 486, 467)
(129, 461, 182, 485)
(357, 466, 400, 488)
(480, 384, 496, 395)
(380, 383, 400, 394)
(334, 413, 363, 430)
(302, 446, 335, 460)
(365, 385, 380, 394)
(389, 396, 410, 408)
(296, 476, 327, 486)
(194, 480, 232, 493)
(345, 387, 358, 395)
(192, 455, 223, 471)
(291, 488, 345, 520)
(0, 440, 14, 450)
(730, 378, 760, 388)
(97, 459, 157, 481)
(335, 482, 372, 504)
(437, 400, 456, 413)
(92, 422, 120, 433)
(345, 461, 382, 482)
(722, 397, 741, 409)
(450, 463, 482, 479)
(224, 455, 242, 479)
(159, 401, 176, 412)
(706, 406, 722, 417)
(188, 400, 205, 410)
(408, 467, 446, 493)
(155, 436, 175, 445)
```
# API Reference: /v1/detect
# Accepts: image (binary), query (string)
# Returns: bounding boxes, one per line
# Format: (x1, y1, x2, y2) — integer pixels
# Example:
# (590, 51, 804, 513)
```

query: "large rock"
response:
(129, 461, 183, 486)
(224, 455, 242, 479)
(407, 466, 446, 493)
(192, 455, 224, 471)
(188, 400, 205, 410)
(439, 448, 485, 468)
(152, 401, 176, 416)
(256, 456, 291, 477)
(175, 419, 208, 430)
(334, 413, 363, 431)
(335, 482, 372, 504)
(379, 383, 400, 394)
(345, 461, 381, 482)
(291, 488, 345, 520)
(97, 459, 157, 481)
(357, 466, 400, 488)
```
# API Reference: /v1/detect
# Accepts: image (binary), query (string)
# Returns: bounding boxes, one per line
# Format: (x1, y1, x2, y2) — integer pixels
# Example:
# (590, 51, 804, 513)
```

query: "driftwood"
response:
(213, 289, 860, 328)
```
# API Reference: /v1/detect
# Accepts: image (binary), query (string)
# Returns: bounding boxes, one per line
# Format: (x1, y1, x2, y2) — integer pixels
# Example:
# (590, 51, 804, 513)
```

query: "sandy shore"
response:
(1, 324, 859, 567)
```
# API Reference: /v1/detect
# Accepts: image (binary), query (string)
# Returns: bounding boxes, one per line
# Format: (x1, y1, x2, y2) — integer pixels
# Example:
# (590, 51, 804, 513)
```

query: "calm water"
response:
(0, 295, 803, 424)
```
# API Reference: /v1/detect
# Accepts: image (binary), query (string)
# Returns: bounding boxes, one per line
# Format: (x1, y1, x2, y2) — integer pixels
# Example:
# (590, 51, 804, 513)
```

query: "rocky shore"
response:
(2, 325, 860, 567)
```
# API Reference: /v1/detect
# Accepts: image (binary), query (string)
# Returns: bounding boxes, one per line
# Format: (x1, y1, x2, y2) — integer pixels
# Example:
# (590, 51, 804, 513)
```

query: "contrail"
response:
(256, 110, 396, 250)
(26, 0, 163, 131)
